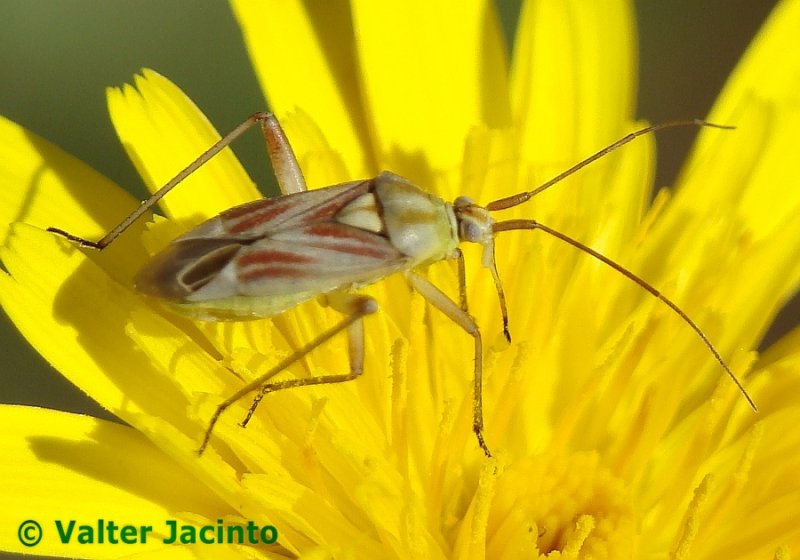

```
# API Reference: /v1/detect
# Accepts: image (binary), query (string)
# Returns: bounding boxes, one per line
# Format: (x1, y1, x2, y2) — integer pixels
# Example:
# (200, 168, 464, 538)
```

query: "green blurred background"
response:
(0, 1, 794, 436)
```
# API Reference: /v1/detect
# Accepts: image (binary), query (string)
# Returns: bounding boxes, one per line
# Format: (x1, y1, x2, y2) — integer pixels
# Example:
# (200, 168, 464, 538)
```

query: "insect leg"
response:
(47, 112, 289, 249)
(241, 291, 369, 426)
(198, 293, 377, 455)
(404, 269, 491, 457)
(260, 113, 307, 194)
(494, 218, 757, 410)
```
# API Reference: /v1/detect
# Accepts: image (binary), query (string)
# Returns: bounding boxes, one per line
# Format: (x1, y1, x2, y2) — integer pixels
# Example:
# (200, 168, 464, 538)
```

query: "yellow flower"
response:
(2, 1, 799, 559)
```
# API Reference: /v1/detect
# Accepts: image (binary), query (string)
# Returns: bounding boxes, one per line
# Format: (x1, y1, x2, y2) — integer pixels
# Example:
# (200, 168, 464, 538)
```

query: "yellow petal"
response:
(511, 0, 637, 164)
(107, 69, 260, 227)
(678, 0, 800, 237)
(0, 405, 228, 559)
(641, 0, 800, 353)
(0, 115, 148, 281)
(507, 0, 647, 257)
(1, 227, 284, 549)
(0, 224, 185, 423)
(231, 0, 371, 178)
(352, 0, 510, 183)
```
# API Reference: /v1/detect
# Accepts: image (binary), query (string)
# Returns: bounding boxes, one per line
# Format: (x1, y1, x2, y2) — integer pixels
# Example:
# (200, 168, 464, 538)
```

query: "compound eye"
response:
(460, 219, 482, 242)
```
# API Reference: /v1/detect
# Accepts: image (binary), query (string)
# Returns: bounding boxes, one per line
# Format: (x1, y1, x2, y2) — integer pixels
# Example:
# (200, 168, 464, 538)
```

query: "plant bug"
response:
(48, 112, 756, 457)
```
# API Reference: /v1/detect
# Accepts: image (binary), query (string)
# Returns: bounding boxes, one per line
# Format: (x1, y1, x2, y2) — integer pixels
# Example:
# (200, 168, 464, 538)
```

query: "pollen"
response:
(490, 452, 636, 558)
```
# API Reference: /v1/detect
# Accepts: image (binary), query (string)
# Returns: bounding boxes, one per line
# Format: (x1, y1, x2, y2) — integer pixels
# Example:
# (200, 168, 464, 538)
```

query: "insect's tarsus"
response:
(46, 227, 103, 249)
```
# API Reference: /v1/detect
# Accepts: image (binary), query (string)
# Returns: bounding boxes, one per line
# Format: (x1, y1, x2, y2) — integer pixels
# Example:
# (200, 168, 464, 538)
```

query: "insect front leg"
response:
(404, 268, 491, 458)
(198, 292, 377, 455)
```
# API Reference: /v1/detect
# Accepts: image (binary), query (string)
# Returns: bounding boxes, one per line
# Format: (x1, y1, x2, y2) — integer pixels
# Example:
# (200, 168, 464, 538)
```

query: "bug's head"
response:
(453, 196, 494, 246)
(452, 196, 499, 274)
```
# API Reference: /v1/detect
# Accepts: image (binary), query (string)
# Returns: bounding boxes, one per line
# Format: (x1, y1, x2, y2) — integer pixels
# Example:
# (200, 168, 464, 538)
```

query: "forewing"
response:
(234, 222, 410, 296)
(143, 178, 407, 304)
(135, 237, 243, 300)
(215, 179, 372, 238)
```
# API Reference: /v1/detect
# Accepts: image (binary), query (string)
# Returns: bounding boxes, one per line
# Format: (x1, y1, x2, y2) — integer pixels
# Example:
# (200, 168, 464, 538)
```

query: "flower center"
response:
(489, 451, 636, 558)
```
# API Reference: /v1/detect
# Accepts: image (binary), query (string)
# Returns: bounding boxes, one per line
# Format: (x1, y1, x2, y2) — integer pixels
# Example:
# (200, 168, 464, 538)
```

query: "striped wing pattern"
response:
(235, 222, 408, 296)
(136, 179, 410, 304)
(220, 180, 373, 237)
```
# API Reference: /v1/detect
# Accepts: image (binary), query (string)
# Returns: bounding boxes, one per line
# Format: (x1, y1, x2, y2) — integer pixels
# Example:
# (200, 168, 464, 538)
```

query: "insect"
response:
(48, 112, 756, 457)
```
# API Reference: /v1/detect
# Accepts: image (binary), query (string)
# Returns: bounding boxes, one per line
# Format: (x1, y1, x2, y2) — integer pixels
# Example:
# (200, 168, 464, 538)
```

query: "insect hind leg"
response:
(241, 292, 373, 426)
(47, 111, 306, 250)
(259, 112, 308, 195)
(198, 292, 377, 455)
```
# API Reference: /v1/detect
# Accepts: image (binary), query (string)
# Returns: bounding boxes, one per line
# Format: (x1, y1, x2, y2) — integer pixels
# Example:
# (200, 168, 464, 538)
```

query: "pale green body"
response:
(135, 172, 462, 321)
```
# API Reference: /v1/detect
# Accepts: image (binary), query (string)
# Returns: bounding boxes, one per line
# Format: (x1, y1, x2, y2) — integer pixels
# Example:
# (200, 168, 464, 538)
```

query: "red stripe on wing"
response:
(223, 197, 295, 234)
(234, 223, 407, 296)
(302, 224, 394, 259)
(237, 248, 319, 282)
(240, 266, 309, 282)
(221, 180, 373, 236)
(237, 249, 314, 267)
